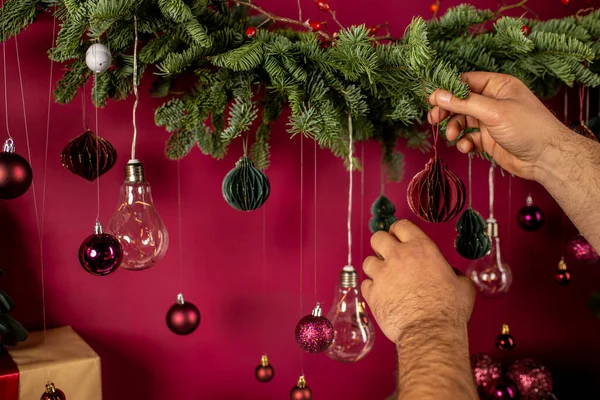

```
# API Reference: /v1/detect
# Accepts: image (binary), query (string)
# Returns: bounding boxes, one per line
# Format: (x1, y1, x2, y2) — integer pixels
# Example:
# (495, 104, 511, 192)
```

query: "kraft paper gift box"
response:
(0, 326, 102, 400)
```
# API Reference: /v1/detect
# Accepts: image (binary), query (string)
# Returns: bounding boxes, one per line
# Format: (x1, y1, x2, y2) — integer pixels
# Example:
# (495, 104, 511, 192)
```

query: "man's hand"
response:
(428, 72, 567, 181)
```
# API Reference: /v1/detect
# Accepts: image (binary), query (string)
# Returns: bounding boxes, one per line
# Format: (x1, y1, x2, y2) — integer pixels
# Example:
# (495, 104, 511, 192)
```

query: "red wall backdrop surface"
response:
(2, 0, 600, 399)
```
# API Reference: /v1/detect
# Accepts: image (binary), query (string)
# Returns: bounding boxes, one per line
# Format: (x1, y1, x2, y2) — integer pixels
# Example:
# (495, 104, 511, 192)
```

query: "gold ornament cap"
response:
(296, 375, 307, 388)
(45, 382, 57, 394)
(124, 159, 145, 183)
(501, 324, 510, 335)
(558, 259, 568, 271)
(260, 355, 269, 367)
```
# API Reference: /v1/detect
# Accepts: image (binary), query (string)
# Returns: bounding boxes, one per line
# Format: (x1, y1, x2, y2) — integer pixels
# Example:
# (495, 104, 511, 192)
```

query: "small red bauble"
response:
(521, 25, 531, 35)
(166, 293, 200, 335)
(255, 355, 274, 383)
(487, 377, 520, 399)
(0, 139, 33, 200)
(245, 26, 257, 39)
(40, 382, 66, 400)
(295, 304, 334, 353)
(555, 259, 571, 285)
(495, 324, 515, 352)
(429, 3, 439, 13)
(315, 0, 330, 11)
(290, 376, 312, 400)
(560, 0, 570, 5)
(78, 222, 122, 276)
(309, 21, 322, 32)
(507, 359, 553, 399)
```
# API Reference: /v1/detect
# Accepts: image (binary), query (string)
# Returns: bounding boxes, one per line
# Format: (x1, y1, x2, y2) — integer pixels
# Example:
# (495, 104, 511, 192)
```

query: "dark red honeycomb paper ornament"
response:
(61, 130, 117, 181)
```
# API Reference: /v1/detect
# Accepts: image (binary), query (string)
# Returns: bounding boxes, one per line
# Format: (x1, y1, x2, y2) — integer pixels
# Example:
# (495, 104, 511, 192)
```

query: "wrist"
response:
(533, 125, 573, 187)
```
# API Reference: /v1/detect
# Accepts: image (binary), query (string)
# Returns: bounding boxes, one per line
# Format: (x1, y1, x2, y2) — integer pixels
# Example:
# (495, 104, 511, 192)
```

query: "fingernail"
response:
(437, 90, 452, 104)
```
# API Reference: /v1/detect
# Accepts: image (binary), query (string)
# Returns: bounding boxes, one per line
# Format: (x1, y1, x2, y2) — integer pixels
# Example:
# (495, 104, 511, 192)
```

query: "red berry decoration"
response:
(290, 376, 312, 400)
(368, 26, 378, 35)
(0, 138, 33, 200)
(429, 3, 439, 13)
(521, 25, 531, 35)
(60, 129, 117, 181)
(78, 222, 122, 276)
(245, 26, 257, 39)
(407, 155, 466, 223)
(166, 293, 200, 335)
(495, 324, 515, 352)
(309, 21, 322, 32)
(255, 355, 275, 383)
(555, 259, 571, 285)
(295, 303, 334, 353)
(40, 382, 66, 400)
(315, 0, 330, 11)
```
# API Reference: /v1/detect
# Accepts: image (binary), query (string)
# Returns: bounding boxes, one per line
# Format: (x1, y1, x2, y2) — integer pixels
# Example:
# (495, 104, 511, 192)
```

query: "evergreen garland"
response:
(1, 1, 599, 177)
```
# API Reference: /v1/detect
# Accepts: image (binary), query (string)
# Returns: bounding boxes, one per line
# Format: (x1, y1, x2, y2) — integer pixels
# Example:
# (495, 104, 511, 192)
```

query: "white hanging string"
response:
(468, 155, 473, 208)
(177, 160, 184, 292)
(94, 73, 101, 223)
(1, 10, 10, 139)
(131, 15, 139, 160)
(488, 163, 495, 220)
(347, 114, 354, 267)
(359, 142, 365, 276)
(299, 132, 304, 372)
(313, 140, 317, 302)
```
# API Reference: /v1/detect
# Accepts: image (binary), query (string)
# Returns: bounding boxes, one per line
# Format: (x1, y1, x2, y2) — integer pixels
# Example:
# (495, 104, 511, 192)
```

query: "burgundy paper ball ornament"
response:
(40, 382, 66, 400)
(495, 324, 515, 352)
(255, 354, 274, 383)
(295, 303, 334, 353)
(290, 375, 312, 400)
(166, 293, 200, 335)
(407, 155, 465, 223)
(78, 222, 122, 276)
(506, 359, 553, 400)
(0, 138, 33, 200)
(487, 377, 520, 400)
(471, 353, 501, 396)
(61, 129, 117, 181)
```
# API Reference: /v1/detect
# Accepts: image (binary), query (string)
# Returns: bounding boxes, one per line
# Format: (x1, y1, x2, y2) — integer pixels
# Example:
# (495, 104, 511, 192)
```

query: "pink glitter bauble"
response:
(295, 314, 334, 353)
(471, 353, 501, 394)
(567, 233, 599, 264)
(506, 359, 553, 399)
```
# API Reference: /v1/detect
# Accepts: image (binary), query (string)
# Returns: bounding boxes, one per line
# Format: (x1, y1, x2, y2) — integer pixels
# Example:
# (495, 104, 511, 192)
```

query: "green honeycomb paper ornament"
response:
(369, 195, 397, 233)
(222, 156, 270, 211)
(455, 208, 491, 260)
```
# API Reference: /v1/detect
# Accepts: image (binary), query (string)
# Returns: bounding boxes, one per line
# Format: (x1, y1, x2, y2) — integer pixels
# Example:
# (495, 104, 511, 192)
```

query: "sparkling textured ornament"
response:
(309, 21, 322, 31)
(166, 293, 200, 335)
(487, 377, 520, 400)
(316, 0, 330, 11)
(521, 25, 531, 35)
(407, 156, 466, 223)
(295, 303, 334, 353)
(507, 359, 553, 399)
(567, 233, 599, 264)
(255, 355, 274, 383)
(471, 353, 502, 395)
(0, 139, 33, 200)
(85, 43, 112, 74)
(495, 324, 515, 352)
(455, 208, 491, 260)
(245, 26, 257, 39)
(78, 222, 122, 276)
(572, 121, 597, 141)
(60, 130, 117, 181)
(290, 376, 312, 400)
(517, 195, 544, 231)
(222, 156, 270, 211)
(369, 195, 397, 233)
(555, 259, 571, 285)
(40, 382, 66, 400)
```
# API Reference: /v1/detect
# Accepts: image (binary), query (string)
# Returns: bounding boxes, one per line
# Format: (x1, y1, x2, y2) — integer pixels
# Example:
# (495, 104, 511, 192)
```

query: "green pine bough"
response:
(1, 1, 599, 179)
(0, 269, 28, 349)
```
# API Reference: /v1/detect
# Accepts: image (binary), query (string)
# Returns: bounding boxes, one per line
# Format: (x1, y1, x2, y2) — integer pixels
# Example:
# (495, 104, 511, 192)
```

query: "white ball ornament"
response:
(85, 43, 112, 74)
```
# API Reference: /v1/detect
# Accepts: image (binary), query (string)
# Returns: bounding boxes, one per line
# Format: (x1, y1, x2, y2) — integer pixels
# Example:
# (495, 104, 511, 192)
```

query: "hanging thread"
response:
(262, 204, 267, 345)
(2, 18, 11, 139)
(299, 132, 304, 372)
(131, 15, 139, 160)
(488, 163, 495, 220)
(578, 83, 585, 122)
(359, 142, 365, 278)
(177, 160, 184, 292)
(468, 155, 473, 208)
(94, 73, 101, 223)
(313, 140, 317, 301)
(347, 114, 354, 268)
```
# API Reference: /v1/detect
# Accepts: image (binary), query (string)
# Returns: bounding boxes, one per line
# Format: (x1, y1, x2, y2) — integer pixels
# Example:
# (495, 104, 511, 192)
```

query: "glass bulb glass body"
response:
(467, 235, 512, 297)
(109, 161, 168, 270)
(326, 268, 375, 363)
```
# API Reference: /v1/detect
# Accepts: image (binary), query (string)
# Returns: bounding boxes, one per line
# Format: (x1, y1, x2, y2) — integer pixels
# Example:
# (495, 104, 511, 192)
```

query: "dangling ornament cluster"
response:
(0, 139, 33, 200)
(295, 303, 334, 353)
(61, 130, 117, 181)
(222, 156, 270, 211)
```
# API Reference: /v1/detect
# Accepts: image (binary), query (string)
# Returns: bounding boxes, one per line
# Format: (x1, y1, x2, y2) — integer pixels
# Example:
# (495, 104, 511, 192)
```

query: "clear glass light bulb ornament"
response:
(466, 219, 512, 297)
(326, 266, 375, 363)
(108, 160, 169, 270)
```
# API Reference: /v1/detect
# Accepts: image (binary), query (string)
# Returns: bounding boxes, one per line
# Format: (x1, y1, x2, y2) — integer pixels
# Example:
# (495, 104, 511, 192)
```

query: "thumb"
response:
(430, 89, 500, 125)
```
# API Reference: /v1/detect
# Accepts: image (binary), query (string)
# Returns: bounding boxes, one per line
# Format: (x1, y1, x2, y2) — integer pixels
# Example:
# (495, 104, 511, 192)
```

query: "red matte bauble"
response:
(60, 130, 117, 181)
(495, 333, 515, 352)
(0, 151, 33, 200)
(255, 364, 274, 383)
(316, 0, 330, 11)
(471, 353, 501, 395)
(507, 359, 553, 400)
(407, 156, 466, 223)
(166, 299, 200, 335)
(290, 385, 312, 400)
(78, 233, 122, 276)
(555, 269, 571, 285)
(487, 377, 520, 399)
(245, 26, 257, 39)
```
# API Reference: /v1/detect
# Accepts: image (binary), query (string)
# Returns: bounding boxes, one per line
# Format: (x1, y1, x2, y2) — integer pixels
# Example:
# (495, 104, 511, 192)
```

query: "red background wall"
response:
(2, 0, 600, 399)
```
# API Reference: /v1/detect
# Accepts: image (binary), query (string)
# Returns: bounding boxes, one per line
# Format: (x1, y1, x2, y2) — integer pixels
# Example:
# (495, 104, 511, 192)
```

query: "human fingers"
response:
(370, 230, 400, 259)
(360, 279, 373, 302)
(388, 219, 429, 243)
(427, 106, 452, 125)
(456, 131, 484, 153)
(460, 72, 504, 95)
(363, 255, 384, 279)
(446, 114, 467, 141)
(429, 90, 500, 125)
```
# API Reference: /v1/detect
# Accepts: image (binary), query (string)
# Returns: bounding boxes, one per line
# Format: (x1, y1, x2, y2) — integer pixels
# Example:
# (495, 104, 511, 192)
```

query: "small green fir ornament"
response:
(369, 195, 397, 233)
(0, 269, 28, 350)
(455, 208, 491, 260)
(222, 155, 270, 211)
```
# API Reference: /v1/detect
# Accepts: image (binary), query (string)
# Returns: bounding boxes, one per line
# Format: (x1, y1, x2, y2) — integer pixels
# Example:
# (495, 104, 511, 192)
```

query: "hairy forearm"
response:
(535, 128, 600, 252)
(395, 320, 477, 400)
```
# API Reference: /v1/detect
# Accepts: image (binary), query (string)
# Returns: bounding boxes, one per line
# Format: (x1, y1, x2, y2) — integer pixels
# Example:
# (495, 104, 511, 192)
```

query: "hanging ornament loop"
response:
(3, 138, 14, 152)
(346, 113, 353, 268)
(131, 15, 139, 161)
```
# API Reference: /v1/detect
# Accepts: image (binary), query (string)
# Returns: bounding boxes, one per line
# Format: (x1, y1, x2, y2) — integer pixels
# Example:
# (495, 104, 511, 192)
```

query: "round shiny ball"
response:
(255, 364, 274, 383)
(495, 333, 515, 352)
(555, 269, 571, 285)
(0, 151, 33, 200)
(78, 233, 122, 276)
(245, 26, 257, 39)
(507, 359, 553, 400)
(166, 301, 200, 335)
(316, 0, 330, 11)
(471, 353, 501, 395)
(309, 21, 322, 31)
(290, 385, 312, 400)
(517, 205, 544, 231)
(487, 377, 520, 399)
(295, 315, 334, 353)
(85, 43, 112, 74)
(567, 234, 599, 264)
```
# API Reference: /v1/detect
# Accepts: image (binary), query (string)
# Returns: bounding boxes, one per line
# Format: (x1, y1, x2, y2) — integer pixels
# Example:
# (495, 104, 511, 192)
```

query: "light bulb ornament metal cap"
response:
(486, 217, 499, 238)
(125, 159, 145, 183)
(297, 375, 307, 388)
(340, 265, 358, 288)
(3, 138, 15, 153)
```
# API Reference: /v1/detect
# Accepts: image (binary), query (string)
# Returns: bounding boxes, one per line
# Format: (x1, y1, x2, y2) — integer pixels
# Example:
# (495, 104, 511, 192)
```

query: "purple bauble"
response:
(78, 232, 122, 276)
(166, 294, 200, 335)
(295, 305, 334, 353)
(506, 359, 553, 400)
(567, 233, 599, 264)
(487, 377, 520, 399)
(517, 197, 544, 232)
(471, 353, 501, 395)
